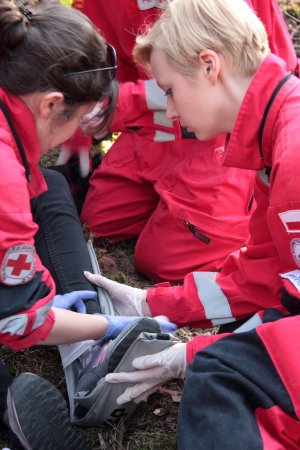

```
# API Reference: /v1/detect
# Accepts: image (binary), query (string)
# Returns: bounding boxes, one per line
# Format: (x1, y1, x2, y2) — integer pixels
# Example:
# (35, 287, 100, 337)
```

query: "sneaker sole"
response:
(7, 373, 92, 450)
(76, 317, 161, 393)
(106, 317, 161, 373)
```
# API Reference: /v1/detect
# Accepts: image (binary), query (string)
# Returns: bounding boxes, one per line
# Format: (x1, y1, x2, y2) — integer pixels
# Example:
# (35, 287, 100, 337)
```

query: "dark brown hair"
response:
(0, 0, 117, 135)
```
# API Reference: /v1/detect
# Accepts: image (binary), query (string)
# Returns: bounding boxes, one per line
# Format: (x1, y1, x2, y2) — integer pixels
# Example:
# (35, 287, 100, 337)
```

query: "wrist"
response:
(98, 315, 110, 338)
(141, 290, 151, 316)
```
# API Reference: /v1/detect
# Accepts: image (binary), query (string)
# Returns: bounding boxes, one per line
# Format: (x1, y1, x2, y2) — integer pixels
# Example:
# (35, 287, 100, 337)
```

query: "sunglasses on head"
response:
(65, 43, 117, 80)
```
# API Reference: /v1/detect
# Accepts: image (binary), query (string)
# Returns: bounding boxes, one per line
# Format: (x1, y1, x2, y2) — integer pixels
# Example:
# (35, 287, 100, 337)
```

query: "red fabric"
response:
(217, 55, 300, 306)
(76, 0, 166, 82)
(82, 132, 254, 282)
(257, 316, 300, 418)
(79, 0, 255, 282)
(0, 88, 56, 349)
(255, 405, 300, 449)
(0, 310, 55, 351)
(186, 333, 230, 365)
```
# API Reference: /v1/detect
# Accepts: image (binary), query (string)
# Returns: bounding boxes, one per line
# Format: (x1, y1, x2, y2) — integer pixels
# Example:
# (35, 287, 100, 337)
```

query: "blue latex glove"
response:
(101, 315, 177, 343)
(100, 315, 140, 343)
(154, 316, 177, 333)
(53, 290, 97, 314)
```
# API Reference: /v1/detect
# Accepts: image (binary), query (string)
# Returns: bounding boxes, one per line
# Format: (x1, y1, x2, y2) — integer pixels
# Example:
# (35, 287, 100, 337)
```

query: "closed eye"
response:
(164, 88, 172, 96)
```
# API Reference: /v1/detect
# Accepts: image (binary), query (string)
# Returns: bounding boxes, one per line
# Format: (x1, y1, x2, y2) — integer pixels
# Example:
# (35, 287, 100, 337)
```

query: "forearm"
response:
(38, 307, 109, 345)
(146, 273, 222, 328)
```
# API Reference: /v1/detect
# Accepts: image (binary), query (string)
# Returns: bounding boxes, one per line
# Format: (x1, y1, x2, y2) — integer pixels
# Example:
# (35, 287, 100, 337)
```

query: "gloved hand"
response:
(56, 128, 93, 178)
(84, 271, 147, 316)
(105, 343, 186, 404)
(56, 146, 91, 178)
(101, 315, 177, 344)
(53, 290, 97, 314)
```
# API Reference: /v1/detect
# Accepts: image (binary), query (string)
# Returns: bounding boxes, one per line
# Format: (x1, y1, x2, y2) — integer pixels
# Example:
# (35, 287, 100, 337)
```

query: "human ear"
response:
(39, 92, 64, 119)
(198, 50, 220, 84)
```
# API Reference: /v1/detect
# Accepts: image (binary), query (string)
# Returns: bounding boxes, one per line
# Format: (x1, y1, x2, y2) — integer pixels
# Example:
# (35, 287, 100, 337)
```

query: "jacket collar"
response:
(215, 54, 289, 170)
(0, 88, 41, 169)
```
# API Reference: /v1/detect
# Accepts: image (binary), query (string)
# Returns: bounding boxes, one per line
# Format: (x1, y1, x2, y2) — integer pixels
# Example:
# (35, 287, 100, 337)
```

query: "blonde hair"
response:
(134, 0, 270, 77)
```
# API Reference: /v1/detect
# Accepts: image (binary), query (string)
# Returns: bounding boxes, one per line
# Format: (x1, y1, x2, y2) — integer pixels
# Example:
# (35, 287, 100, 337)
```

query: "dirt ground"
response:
(1, 1, 300, 449)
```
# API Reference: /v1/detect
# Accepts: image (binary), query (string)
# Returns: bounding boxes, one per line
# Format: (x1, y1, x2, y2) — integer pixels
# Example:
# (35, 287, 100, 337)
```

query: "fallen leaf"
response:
(99, 255, 117, 268)
(158, 387, 182, 403)
(153, 407, 167, 416)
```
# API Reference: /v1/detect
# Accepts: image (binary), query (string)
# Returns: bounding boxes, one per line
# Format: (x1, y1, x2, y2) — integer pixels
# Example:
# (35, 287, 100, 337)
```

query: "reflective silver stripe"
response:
(193, 272, 235, 326)
(154, 130, 176, 142)
(233, 313, 262, 333)
(145, 79, 167, 111)
(153, 111, 173, 128)
(0, 302, 52, 336)
(0, 314, 28, 335)
(34, 302, 53, 330)
(137, 0, 168, 11)
(257, 169, 270, 186)
(145, 80, 175, 141)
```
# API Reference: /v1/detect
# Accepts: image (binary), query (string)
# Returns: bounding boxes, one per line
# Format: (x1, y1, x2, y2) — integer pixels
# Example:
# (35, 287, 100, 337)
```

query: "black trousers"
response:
(0, 168, 100, 415)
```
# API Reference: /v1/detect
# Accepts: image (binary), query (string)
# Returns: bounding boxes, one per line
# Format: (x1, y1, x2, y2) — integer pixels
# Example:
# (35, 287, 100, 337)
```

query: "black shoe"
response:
(6, 373, 92, 450)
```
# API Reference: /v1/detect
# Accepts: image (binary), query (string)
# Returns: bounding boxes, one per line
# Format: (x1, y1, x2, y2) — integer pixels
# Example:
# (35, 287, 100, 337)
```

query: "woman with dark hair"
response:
(0, 2, 167, 448)
(0, 0, 120, 352)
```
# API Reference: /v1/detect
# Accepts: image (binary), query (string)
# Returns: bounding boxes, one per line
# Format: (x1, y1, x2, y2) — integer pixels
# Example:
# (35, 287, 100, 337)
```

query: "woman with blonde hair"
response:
(87, 0, 300, 447)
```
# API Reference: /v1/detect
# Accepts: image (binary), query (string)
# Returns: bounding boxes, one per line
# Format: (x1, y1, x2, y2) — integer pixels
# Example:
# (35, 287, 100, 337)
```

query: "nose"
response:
(166, 98, 178, 121)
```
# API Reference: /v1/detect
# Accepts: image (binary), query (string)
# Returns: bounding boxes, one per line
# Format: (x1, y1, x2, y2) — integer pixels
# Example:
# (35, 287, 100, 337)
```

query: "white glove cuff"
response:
(134, 289, 147, 316)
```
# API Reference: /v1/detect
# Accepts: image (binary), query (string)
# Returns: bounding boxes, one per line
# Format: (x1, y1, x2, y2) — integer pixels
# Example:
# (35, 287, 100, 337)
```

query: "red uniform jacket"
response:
(0, 89, 55, 350)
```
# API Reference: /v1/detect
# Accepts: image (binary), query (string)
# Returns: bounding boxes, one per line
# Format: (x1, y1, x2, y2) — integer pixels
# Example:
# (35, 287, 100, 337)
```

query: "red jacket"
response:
(145, 55, 300, 361)
(0, 89, 55, 350)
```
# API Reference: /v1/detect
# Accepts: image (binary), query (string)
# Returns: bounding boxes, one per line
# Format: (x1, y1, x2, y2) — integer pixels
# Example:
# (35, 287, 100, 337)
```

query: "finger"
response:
(154, 315, 177, 332)
(75, 299, 87, 314)
(84, 271, 105, 287)
(132, 354, 163, 370)
(116, 387, 136, 405)
(56, 147, 71, 165)
(79, 149, 90, 178)
(116, 381, 158, 405)
(105, 367, 160, 384)
(133, 384, 162, 404)
(76, 290, 98, 300)
(157, 321, 177, 333)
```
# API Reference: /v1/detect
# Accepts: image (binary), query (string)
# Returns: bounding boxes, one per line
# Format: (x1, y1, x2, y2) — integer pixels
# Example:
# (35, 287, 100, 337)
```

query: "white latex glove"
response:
(56, 146, 90, 178)
(84, 271, 147, 316)
(105, 343, 186, 404)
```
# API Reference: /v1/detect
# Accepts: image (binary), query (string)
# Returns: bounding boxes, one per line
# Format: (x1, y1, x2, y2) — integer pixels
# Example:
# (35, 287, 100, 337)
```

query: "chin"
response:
(195, 131, 214, 142)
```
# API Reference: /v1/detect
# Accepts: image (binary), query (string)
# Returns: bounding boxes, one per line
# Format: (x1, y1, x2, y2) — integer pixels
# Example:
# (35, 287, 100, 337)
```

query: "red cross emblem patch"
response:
(1, 245, 36, 285)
